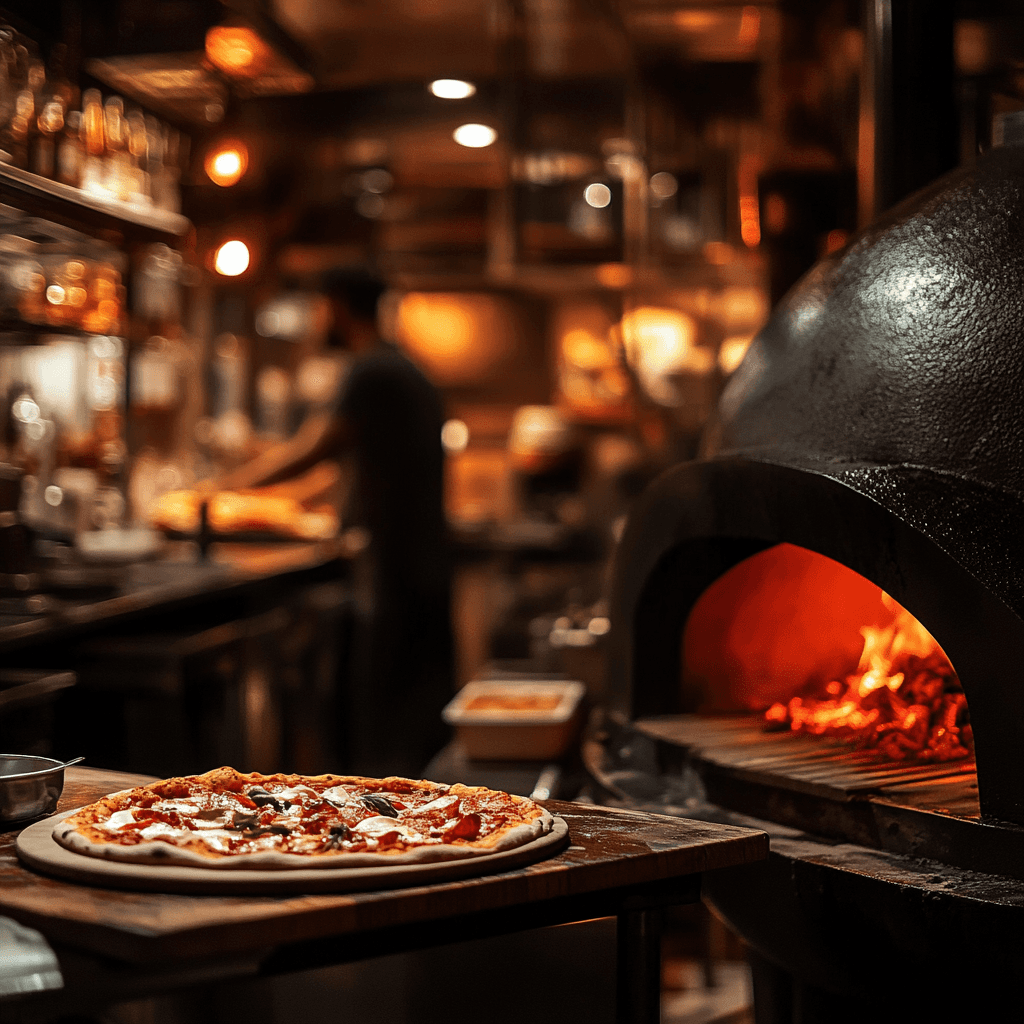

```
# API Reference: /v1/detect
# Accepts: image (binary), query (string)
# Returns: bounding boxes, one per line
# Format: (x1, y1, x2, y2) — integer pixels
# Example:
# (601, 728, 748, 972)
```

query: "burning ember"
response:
(765, 595, 973, 762)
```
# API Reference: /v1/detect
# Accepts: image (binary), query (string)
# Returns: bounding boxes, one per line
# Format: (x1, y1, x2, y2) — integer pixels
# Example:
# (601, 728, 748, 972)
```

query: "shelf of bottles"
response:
(0, 24, 190, 242)
(0, 21, 191, 560)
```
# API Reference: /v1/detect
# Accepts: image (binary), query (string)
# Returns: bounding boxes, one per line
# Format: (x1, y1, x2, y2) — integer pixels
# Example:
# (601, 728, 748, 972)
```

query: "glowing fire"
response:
(765, 595, 973, 762)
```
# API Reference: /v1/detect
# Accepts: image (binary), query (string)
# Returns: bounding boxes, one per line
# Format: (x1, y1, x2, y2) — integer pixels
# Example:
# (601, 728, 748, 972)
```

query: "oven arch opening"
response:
(681, 542, 972, 765)
(609, 456, 1024, 825)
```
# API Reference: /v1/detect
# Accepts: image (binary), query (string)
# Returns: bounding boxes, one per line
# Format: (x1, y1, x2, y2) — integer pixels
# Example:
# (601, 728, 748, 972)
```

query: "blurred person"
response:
(220, 267, 452, 777)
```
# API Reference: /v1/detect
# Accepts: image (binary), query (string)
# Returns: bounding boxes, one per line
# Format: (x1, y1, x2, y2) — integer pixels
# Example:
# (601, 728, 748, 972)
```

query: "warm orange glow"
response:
(823, 229, 849, 255)
(740, 196, 761, 247)
(396, 292, 517, 384)
(553, 301, 632, 418)
(681, 543, 971, 764)
(718, 334, 753, 374)
(595, 263, 632, 288)
(214, 240, 250, 277)
(738, 156, 761, 248)
(620, 306, 700, 373)
(702, 241, 733, 264)
(562, 328, 616, 371)
(206, 26, 271, 76)
(765, 593, 971, 762)
(204, 142, 249, 186)
(737, 6, 761, 49)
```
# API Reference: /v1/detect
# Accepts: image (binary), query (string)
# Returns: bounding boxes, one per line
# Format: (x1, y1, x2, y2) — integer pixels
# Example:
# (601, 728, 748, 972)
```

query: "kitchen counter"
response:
(0, 540, 348, 656)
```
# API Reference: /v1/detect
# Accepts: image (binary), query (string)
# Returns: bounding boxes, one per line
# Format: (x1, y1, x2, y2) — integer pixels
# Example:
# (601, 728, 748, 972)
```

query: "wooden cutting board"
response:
(16, 811, 570, 895)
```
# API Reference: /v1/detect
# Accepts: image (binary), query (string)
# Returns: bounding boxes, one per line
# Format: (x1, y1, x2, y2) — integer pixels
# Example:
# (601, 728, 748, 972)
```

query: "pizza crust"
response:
(52, 769, 555, 871)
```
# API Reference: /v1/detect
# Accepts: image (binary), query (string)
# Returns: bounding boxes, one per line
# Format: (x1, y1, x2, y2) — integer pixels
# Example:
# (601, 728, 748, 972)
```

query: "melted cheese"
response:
(320, 785, 352, 807)
(409, 795, 460, 818)
(352, 815, 426, 843)
(99, 809, 137, 831)
(273, 785, 320, 803)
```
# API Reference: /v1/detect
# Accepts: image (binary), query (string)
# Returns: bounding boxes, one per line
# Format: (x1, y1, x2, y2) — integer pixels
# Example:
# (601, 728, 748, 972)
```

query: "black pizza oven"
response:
(596, 144, 1024, 1021)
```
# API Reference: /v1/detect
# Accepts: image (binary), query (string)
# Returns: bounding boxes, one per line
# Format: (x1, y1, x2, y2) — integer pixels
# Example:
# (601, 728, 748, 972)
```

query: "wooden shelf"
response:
(0, 318, 121, 342)
(0, 163, 190, 243)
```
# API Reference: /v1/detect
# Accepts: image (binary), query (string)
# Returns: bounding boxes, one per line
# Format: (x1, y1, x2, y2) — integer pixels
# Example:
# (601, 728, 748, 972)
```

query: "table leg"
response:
(616, 907, 663, 1024)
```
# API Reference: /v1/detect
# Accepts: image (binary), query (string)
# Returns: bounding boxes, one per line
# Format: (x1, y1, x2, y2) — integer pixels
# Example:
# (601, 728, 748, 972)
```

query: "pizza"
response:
(52, 767, 554, 870)
(151, 489, 337, 541)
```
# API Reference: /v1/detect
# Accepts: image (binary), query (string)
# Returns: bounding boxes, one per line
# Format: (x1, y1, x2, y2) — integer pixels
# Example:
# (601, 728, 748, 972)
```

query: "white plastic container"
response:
(442, 679, 586, 761)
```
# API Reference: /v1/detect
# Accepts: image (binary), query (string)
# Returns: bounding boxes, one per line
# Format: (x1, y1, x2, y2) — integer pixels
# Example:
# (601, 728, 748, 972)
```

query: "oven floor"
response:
(589, 714, 1024, 880)
(634, 714, 979, 814)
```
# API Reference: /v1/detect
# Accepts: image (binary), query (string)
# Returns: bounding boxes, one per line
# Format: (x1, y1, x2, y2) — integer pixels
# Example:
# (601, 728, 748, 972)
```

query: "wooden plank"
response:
(0, 768, 768, 965)
(0, 162, 190, 241)
(635, 714, 976, 797)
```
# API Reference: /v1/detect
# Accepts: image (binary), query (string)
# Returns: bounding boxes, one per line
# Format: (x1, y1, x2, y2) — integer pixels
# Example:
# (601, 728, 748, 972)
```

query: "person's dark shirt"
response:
(333, 342, 449, 602)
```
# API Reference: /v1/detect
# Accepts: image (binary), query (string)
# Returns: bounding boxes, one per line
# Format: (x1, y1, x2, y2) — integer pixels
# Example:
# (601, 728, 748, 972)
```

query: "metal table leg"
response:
(616, 907, 663, 1024)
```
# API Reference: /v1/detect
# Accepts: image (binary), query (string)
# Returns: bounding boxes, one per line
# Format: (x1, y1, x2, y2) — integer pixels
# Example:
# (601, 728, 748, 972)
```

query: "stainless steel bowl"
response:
(0, 754, 74, 824)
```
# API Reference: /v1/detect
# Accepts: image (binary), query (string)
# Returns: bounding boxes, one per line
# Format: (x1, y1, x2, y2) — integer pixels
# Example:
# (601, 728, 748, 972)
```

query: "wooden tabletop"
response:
(0, 768, 767, 969)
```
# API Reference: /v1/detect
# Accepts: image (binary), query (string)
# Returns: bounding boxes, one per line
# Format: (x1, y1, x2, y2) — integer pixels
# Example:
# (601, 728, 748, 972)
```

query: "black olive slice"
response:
(361, 794, 399, 818)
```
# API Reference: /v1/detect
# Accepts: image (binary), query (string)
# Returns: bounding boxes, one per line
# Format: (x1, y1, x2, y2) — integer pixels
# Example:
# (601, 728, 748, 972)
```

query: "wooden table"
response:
(0, 769, 768, 1024)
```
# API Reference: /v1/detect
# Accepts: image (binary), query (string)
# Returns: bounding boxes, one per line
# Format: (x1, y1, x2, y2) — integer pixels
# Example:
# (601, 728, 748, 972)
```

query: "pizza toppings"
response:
(53, 767, 553, 869)
(361, 794, 399, 818)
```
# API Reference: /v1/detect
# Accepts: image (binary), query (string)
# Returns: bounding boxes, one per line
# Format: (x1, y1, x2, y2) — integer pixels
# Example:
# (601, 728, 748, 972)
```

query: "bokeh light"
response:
(430, 79, 476, 99)
(441, 419, 470, 453)
(205, 143, 249, 186)
(205, 26, 270, 76)
(214, 240, 250, 277)
(453, 123, 497, 148)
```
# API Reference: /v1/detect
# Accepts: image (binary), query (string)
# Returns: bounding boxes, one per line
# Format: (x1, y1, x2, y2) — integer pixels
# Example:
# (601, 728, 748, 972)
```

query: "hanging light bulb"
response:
(204, 141, 249, 186)
(214, 240, 250, 277)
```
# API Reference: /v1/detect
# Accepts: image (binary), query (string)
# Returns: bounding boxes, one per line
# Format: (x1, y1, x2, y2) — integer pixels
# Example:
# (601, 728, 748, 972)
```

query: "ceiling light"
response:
(430, 79, 476, 99)
(453, 123, 497, 148)
(205, 142, 249, 187)
(214, 240, 250, 277)
(584, 183, 612, 208)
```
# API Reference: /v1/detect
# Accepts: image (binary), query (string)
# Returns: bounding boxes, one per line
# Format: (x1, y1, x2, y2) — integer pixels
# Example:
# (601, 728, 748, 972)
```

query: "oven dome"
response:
(705, 143, 1024, 499)
(610, 146, 1024, 824)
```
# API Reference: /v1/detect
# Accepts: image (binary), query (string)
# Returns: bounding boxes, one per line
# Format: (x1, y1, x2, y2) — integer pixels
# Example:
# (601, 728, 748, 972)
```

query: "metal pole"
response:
(616, 908, 662, 1024)
(859, 0, 956, 225)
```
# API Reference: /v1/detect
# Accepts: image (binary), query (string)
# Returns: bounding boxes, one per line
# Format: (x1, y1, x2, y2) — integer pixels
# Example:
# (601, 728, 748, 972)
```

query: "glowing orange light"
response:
(824, 229, 849, 255)
(595, 263, 631, 289)
(214, 240, 250, 277)
(740, 196, 761, 247)
(204, 142, 249, 187)
(737, 6, 761, 49)
(765, 593, 972, 763)
(206, 26, 270, 76)
(737, 153, 761, 249)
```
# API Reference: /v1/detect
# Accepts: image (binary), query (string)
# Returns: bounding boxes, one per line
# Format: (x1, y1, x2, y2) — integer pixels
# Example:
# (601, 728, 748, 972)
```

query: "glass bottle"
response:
(7, 54, 42, 171)
(103, 95, 130, 201)
(34, 91, 65, 178)
(0, 28, 16, 157)
(34, 44, 75, 179)
(57, 108, 84, 187)
(80, 88, 106, 196)
(125, 106, 150, 204)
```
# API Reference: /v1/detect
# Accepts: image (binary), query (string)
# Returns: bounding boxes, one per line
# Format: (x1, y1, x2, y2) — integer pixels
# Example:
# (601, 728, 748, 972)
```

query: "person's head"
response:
(321, 266, 387, 350)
